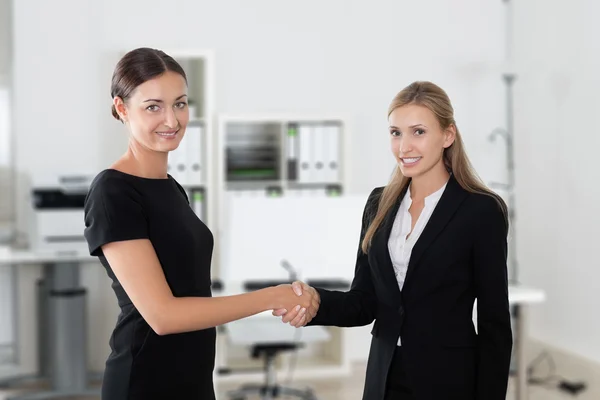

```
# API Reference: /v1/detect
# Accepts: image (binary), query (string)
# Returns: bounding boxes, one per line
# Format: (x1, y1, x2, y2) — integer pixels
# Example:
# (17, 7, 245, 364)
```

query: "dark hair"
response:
(110, 47, 187, 121)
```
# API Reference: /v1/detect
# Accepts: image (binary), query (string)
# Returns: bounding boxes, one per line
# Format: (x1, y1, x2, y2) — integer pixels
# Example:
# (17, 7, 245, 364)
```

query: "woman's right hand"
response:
(269, 284, 316, 326)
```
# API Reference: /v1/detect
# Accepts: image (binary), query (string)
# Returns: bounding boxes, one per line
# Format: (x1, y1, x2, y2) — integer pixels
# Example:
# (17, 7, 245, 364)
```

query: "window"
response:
(0, 87, 12, 235)
(0, 87, 12, 358)
(0, 88, 9, 165)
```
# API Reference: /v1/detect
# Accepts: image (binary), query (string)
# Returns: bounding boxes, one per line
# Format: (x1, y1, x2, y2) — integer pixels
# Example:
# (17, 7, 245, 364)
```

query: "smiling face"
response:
(389, 104, 455, 179)
(114, 70, 189, 153)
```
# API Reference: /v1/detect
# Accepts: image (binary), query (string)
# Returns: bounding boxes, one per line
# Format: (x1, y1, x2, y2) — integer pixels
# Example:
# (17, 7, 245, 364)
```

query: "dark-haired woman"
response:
(83, 47, 320, 400)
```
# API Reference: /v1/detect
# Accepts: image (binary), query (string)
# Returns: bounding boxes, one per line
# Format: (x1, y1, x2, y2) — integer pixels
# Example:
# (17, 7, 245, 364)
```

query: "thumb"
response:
(272, 308, 287, 317)
(292, 281, 303, 296)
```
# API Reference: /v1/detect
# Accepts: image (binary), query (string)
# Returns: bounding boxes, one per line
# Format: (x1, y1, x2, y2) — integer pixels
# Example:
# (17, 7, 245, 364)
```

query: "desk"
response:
(215, 281, 352, 384)
(220, 281, 545, 400)
(508, 284, 546, 400)
(0, 246, 100, 400)
(227, 317, 331, 347)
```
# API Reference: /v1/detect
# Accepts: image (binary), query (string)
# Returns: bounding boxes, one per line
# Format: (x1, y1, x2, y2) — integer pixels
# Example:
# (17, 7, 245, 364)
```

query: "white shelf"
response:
(216, 114, 348, 195)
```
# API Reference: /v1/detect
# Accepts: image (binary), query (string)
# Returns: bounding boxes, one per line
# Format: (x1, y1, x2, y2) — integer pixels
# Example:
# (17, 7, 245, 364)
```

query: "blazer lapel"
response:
(404, 175, 468, 287)
(371, 187, 405, 304)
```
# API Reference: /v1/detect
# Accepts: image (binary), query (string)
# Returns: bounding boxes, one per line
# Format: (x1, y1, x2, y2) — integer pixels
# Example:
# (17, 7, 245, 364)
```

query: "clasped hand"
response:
(271, 281, 319, 328)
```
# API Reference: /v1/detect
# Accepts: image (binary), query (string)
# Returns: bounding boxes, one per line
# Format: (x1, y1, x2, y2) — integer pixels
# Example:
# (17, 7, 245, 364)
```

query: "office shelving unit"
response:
(216, 114, 347, 196)
(165, 51, 215, 231)
(213, 114, 353, 384)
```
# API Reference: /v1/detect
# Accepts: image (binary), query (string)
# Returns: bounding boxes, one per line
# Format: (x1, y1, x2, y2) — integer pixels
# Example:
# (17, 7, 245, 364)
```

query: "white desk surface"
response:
(0, 363, 26, 380)
(227, 316, 331, 346)
(0, 245, 94, 264)
(0, 247, 547, 306)
(218, 281, 546, 305)
(508, 284, 546, 304)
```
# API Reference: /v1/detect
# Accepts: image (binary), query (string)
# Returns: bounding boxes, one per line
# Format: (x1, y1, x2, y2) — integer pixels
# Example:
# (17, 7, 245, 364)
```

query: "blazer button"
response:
(398, 306, 404, 317)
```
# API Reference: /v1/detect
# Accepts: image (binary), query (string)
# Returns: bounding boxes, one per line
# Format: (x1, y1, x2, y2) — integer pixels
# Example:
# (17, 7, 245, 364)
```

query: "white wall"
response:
(0, 0, 12, 350)
(513, 0, 600, 364)
(0, 0, 10, 86)
(11, 0, 511, 371)
(0, 90, 12, 349)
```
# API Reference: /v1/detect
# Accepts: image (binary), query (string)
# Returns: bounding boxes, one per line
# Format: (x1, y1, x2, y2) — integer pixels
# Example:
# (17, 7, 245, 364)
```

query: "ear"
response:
(113, 97, 128, 121)
(443, 124, 457, 148)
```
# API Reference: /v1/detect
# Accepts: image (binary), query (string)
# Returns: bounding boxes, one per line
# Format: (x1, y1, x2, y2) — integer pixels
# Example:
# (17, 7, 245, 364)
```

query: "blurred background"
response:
(0, 0, 599, 399)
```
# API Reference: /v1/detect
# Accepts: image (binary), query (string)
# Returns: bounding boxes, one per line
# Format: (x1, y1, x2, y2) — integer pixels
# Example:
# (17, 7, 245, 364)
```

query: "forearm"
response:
(473, 197, 512, 399)
(310, 288, 376, 327)
(476, 333, 513, 399)
(476, 305, 513, 399)
(156, 289, 274, 335)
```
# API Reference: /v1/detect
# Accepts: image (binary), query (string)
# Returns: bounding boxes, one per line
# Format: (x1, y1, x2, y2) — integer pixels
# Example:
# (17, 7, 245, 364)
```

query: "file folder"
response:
(168, 145, 184, 184)
(313, 124, 326, 183)
(324, 123, 341, 183)
(190, 187, 205, 222)
(186, 124, 204, 185)
(286, 123, 299, 181)
(170, 134, 189, 185)
(298, 124, 314, 184)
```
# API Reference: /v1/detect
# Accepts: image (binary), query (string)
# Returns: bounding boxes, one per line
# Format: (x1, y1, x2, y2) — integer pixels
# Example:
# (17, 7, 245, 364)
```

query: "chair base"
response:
(227, 383, 318, 400)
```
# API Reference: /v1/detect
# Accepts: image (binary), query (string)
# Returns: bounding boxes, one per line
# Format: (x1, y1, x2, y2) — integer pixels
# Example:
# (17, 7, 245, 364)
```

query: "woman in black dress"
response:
(83, 47, 319, 400)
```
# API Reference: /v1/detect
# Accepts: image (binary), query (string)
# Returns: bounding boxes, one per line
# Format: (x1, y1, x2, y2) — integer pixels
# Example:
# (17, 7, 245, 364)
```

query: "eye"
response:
(390, 130, 401, 137)
(175, 102, 188, 109)
(146, 105, 160, 112)
(414, 129, 425, 136)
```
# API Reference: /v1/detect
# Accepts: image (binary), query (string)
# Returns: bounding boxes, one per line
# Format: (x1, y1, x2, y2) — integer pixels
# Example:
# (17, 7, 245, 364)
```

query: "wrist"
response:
(259, 286, 279, 311)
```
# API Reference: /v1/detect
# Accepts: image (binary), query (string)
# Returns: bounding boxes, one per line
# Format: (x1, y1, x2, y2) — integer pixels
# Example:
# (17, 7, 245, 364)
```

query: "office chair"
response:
(227, 342, 318, 400)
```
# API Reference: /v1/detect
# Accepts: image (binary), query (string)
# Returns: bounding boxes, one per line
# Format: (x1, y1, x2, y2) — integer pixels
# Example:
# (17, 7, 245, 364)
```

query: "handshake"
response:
(269, 281, 320, 328)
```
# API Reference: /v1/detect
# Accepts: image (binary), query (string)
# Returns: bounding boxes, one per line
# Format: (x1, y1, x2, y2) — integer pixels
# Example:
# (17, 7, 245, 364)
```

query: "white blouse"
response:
(387, 181, 447, 345)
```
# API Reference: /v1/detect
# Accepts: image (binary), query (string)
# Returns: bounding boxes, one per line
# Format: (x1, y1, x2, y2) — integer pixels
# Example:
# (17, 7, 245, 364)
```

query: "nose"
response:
(164, 108, 178, 129)
(399, 136, 413, 154)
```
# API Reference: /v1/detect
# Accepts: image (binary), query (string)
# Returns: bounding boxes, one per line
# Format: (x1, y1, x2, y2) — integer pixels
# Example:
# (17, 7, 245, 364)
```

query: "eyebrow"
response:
(389, 124, 428, 130)
(143, 94, 188, 103)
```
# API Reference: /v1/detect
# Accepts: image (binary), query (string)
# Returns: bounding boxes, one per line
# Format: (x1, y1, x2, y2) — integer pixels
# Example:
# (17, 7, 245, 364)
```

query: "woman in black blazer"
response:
(276, 81, 513, 399)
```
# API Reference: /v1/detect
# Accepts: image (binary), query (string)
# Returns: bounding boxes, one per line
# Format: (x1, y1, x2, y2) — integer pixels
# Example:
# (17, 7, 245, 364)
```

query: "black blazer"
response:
(310, 175, 513, 400)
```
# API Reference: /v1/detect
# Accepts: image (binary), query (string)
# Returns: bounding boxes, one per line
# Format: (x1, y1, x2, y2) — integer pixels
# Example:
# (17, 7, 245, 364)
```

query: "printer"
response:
(30, 174, 93, 255)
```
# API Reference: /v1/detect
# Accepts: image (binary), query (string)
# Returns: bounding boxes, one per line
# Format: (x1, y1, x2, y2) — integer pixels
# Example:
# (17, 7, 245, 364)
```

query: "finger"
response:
(272, 308, 287, 317)
(292, 281, 303, 296)
(290, 308, 305, 327)
(282, 305, 301, 323)
(311, 287, 320, 304)
(311, 295, 320, 308)
(310, 303, 318, 318)
(297, 313, 307, 327)
(308, 305, 317, 321)
(290, 307, 306, 327)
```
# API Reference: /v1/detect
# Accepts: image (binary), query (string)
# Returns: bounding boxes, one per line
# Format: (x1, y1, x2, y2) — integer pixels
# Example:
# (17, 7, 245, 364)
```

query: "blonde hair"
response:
(361, 81, 508, 253)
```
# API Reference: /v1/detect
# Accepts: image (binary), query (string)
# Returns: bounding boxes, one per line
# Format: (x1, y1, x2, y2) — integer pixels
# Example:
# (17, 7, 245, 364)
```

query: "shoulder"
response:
(466, 191, 508, 233)
(86, 169, 141, 204)
(170, 176, 189, 202)
(367, 186, 384, 202)
(360, 186, 384, 222)
(365, 186, 384, 209)
(467, 191, 505, 213)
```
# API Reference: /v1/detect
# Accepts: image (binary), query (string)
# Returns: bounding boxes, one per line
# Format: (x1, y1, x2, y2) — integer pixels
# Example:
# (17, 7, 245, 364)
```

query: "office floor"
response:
(0, 361, 598, 400)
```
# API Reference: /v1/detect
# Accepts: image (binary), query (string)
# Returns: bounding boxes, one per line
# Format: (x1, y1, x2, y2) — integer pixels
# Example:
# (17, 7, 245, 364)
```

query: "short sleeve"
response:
(83, 176, 149, 257)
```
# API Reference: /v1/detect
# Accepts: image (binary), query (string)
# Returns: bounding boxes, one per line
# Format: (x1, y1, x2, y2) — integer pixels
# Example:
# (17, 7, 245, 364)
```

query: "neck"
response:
(409, 161, 450, 200)
(123, 139, 169, 179)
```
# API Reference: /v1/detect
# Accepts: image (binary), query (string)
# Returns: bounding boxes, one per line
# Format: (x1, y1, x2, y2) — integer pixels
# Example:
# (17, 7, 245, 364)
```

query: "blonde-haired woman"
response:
(277, 81, 513, 399)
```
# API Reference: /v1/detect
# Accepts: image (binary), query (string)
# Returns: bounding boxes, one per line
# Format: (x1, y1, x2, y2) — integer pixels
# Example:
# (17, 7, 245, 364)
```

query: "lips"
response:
(156, 129, 179, 138)
(400, 157, 422, 165)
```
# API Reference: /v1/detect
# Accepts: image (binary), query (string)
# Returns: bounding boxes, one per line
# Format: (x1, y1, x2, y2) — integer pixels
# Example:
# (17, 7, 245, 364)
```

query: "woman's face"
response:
(115, 71, 189, 153)
(389, 104, 455, 179)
